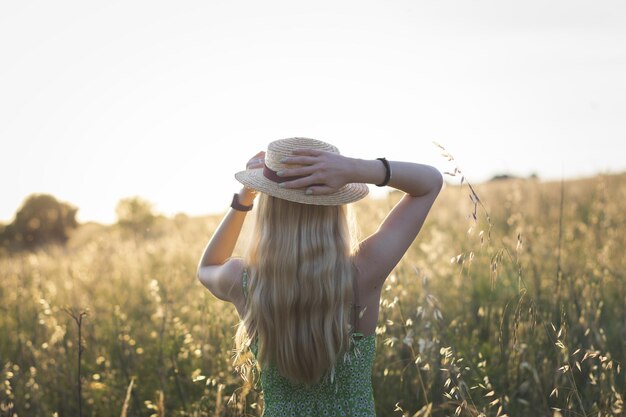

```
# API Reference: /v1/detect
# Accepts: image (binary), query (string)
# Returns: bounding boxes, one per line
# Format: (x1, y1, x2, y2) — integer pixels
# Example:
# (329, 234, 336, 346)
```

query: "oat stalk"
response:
(64, 307, 88, 417)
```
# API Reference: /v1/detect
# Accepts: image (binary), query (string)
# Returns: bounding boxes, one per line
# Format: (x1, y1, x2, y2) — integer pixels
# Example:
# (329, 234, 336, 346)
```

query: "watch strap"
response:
(231, 193, 254, 212)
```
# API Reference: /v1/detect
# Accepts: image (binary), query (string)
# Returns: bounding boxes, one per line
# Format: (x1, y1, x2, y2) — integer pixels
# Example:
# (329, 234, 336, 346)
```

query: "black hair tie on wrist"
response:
(376, 157, 391, 187)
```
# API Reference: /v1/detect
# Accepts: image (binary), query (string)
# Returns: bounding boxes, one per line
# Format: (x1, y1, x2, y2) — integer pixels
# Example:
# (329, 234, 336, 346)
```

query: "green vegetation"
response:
(0, 173, 624, 416)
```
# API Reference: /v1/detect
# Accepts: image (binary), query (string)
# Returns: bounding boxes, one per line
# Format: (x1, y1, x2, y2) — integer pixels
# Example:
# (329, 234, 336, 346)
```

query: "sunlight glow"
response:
(1, 0, 624, 223)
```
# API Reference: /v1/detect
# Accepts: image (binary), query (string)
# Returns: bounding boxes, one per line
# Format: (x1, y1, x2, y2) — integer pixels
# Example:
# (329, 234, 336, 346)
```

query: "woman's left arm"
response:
(196, 152, 264, 302)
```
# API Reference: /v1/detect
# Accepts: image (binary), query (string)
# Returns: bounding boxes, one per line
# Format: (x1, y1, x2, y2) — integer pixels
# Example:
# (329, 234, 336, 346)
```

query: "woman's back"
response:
(251, 336, 376, 416)
(243, 269, 377, 416)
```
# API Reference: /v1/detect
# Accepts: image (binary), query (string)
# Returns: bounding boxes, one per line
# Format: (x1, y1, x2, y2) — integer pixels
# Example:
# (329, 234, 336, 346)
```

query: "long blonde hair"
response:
(235, 194, 356, 385)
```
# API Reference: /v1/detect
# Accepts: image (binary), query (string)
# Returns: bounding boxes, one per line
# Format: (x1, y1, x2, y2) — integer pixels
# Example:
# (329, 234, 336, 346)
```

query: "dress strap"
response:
(352, 270, 363, 337)
(242, 267, 249, 301)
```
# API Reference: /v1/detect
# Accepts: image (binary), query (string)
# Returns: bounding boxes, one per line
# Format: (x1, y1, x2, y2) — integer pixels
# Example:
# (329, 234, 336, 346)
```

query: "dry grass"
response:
(0, 171, 624, 416)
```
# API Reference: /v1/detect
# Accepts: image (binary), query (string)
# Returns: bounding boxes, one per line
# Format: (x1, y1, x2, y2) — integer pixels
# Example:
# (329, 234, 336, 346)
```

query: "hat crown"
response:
(265, 137, 339, 171)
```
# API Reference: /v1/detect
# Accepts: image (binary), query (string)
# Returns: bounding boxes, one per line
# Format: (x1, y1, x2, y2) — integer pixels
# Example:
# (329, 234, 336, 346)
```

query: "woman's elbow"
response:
(195, 263, 205, 281)
(196, 266, 211, 285)
(428, 167, 444, 195)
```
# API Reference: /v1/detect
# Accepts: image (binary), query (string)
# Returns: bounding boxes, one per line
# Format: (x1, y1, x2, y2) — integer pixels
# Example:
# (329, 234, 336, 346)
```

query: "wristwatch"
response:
(231, 193, 254, 212)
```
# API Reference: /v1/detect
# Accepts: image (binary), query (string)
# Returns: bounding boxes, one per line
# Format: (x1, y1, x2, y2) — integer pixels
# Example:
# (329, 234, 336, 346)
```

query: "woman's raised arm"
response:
(278, 150, 443, 290)
(196, 151, 264, 302)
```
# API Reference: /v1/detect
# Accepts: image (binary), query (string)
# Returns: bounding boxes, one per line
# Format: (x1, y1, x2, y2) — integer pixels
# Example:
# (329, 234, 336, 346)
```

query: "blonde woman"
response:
(197, 137, 443, 416)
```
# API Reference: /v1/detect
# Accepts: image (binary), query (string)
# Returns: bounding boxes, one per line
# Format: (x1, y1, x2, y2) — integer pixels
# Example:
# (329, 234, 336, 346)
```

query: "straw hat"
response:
(235, 137, 369, 205)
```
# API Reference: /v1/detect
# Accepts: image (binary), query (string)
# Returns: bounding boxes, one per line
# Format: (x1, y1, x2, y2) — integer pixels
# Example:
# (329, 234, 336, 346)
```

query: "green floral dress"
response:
(243, 269, 377, 417)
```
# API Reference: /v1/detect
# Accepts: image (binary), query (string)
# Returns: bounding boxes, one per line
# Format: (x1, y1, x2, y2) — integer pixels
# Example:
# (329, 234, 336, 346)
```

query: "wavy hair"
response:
(235, 194, 356, 385)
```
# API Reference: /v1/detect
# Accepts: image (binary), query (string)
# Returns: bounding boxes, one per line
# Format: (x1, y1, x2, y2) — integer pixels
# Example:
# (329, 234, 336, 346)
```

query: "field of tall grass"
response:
(1, 171, 624, 416)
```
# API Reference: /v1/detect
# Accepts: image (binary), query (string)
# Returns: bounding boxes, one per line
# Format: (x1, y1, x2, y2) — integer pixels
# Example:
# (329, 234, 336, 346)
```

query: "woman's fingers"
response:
(291, 148, 323, 157)
(249, 151, 265, 162)
(279, 176, 318, 189)
(280, 155, 318, 165)
(304, 185, 336, 195)
(277, 165, 317, 178)
(246, 160, 264, 169)
(246, 151, 266, 169)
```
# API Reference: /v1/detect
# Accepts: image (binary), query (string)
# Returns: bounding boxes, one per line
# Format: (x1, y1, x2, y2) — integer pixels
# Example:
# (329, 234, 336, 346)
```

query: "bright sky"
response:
(1, 0, 625, 224)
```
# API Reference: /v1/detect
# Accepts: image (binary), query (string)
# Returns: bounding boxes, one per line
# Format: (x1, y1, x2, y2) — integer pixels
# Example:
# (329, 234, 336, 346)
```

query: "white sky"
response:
(1, 0, 625, 224)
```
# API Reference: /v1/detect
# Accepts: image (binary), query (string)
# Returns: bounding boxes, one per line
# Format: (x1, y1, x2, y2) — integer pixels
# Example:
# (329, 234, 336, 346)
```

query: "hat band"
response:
(263, 164, 306, 183)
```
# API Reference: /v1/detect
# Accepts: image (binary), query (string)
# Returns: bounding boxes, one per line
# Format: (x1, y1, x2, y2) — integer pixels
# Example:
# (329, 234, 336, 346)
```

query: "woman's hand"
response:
(246, 151, 265, 170)
(277, 149, 356, 195)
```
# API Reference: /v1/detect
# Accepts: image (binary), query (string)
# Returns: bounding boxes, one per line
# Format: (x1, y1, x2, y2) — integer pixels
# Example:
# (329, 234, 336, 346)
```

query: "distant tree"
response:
(0, 223, 9, 253)
(0, 194, 78, 249)
(489, 174, 520, 182)
(115, 196, 156, 237)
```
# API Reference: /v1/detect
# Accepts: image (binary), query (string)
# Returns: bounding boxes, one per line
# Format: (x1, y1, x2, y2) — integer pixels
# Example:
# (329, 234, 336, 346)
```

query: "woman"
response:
(197, 137, 443, 416)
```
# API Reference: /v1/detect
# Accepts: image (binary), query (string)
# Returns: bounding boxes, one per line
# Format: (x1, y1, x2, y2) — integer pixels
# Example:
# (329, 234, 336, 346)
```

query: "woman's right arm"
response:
(278, 151, 443, 290)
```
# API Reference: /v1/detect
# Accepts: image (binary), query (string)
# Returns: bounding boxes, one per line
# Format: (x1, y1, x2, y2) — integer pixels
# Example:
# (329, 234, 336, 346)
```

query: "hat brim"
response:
(235, 168, 369, 205)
